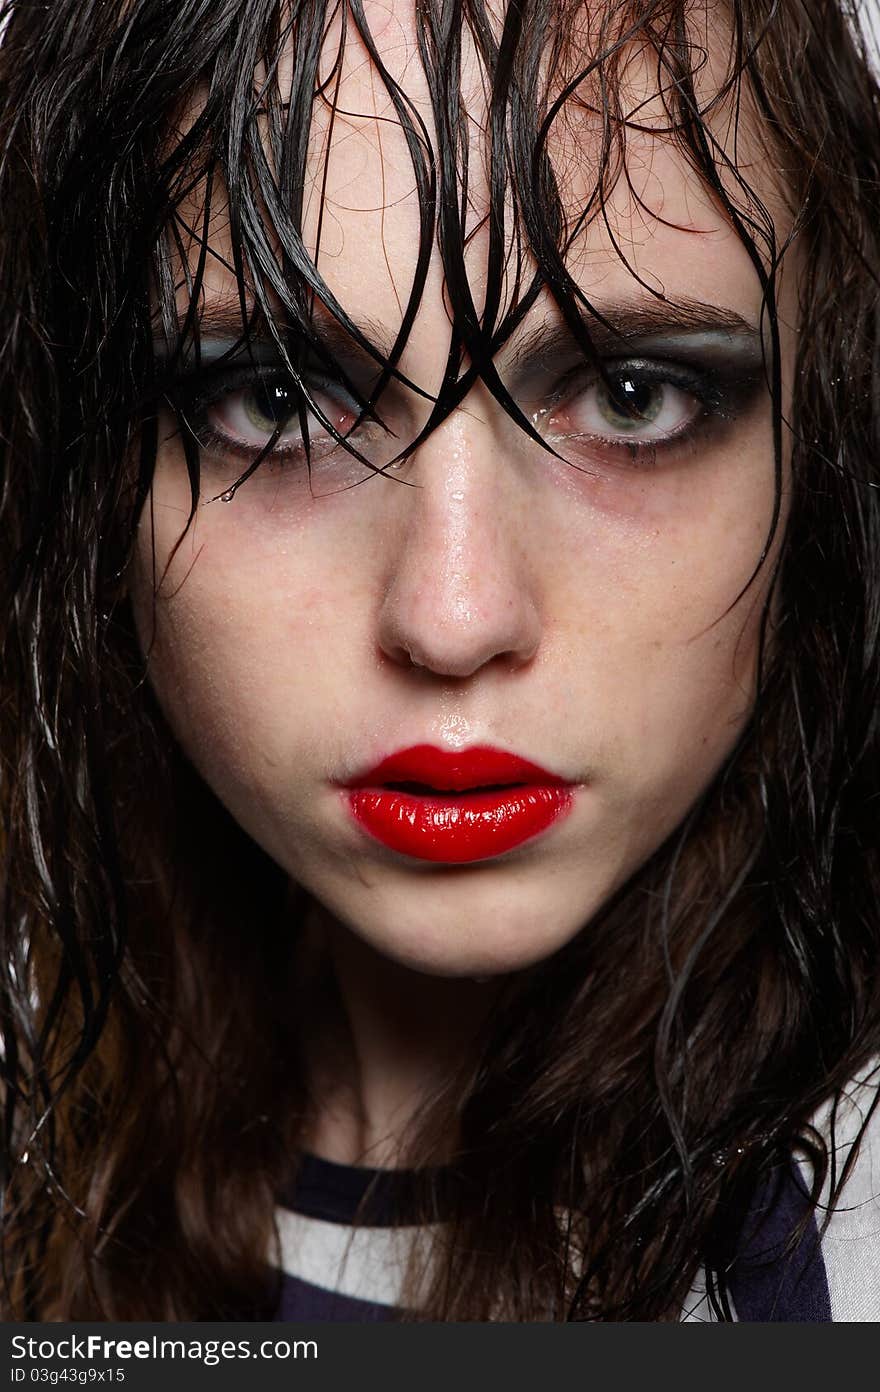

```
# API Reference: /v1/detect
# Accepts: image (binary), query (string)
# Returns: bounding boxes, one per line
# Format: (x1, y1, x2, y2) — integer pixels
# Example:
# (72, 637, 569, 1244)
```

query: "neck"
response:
(298, 901, 502, 1168)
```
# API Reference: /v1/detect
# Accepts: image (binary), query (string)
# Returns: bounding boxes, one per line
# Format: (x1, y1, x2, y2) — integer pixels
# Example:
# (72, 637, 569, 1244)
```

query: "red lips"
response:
(343, 745, 575, 864)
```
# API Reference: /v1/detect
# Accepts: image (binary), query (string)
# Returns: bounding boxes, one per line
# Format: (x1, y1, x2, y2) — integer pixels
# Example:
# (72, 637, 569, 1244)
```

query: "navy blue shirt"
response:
(274, 1068, 880, 1321)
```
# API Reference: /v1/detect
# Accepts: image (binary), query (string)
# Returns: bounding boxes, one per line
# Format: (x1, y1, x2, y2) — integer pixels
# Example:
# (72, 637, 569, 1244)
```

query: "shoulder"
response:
(683, 1060, 880, 1322)
(801, 1058, 880, 1321)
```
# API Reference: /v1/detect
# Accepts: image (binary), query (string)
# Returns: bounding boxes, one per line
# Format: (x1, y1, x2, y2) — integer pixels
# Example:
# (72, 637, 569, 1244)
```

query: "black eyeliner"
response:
(540, 341, 768, 469)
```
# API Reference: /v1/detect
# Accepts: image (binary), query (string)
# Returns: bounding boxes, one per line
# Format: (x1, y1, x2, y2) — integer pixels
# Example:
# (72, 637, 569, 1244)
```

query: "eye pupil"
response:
(598, 378, 664, 430)
(244, 381, 298, 432)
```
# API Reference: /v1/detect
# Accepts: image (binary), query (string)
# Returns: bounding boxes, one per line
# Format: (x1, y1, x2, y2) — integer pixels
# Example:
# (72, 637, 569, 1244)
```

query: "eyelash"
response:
(173, 366, 370, 465)
(170, 357, 751, 478)
(540, 358, 742, 468)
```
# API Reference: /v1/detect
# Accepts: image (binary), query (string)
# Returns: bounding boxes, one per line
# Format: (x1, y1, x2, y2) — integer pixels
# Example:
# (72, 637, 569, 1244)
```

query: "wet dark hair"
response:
(2, 0, 880, 1320)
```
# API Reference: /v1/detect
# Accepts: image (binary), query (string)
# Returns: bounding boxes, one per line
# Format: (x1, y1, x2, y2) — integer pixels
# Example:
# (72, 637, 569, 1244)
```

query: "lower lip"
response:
(345, 785, 575, 863)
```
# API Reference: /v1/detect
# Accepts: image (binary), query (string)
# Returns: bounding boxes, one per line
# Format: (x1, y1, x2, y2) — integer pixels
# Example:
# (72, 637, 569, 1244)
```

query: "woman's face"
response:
(131, 5, 795, 976)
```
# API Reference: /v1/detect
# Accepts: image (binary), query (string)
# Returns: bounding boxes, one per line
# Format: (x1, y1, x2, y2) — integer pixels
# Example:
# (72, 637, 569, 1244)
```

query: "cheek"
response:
(544, 448, 779, 804)
(568, 611, 759, 843)
(127, 484, 359, 801)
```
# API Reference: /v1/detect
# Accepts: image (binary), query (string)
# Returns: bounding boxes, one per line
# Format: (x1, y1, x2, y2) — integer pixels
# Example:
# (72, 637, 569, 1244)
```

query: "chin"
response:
(329, 889, 595, 979)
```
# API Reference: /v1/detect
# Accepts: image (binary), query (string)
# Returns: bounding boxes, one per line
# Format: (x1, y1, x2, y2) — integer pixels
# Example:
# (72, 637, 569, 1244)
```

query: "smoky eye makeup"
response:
(156, 336, 392, 472)
(153, 319, 770, 485)
(524, 329, 769, 468)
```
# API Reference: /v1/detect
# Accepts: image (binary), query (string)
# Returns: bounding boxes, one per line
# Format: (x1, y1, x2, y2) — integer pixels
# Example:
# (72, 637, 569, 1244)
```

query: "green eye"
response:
(181, 368, 392, 482)
(243, 381, 302, 433)
(545, 364, 706, 454)
(198, 375, 348, 455)
(596, 378, 665, 431)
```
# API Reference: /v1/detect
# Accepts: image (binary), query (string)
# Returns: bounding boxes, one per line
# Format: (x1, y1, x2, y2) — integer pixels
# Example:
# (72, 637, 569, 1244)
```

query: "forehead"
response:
(173, 0, 792, 353)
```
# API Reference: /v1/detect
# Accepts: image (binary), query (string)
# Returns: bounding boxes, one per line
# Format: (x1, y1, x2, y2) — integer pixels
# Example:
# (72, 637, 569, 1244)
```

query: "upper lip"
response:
(345, 744, 571, 791)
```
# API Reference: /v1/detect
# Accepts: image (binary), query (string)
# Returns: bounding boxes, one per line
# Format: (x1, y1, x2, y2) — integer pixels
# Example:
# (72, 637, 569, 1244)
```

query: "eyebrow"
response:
(183, 297, 398, 368)
(505, 298, 761, 371)
(177, 292, 762, 381)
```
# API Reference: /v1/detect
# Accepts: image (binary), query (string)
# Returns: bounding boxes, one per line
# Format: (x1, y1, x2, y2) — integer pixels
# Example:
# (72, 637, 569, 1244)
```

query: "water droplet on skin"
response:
(219, 490, 235, 503)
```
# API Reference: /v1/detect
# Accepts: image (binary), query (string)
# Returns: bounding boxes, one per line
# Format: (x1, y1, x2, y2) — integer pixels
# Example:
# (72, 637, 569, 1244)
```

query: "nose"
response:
(376, 411, 542, 679)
